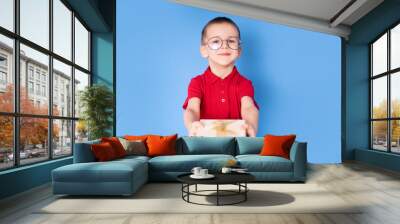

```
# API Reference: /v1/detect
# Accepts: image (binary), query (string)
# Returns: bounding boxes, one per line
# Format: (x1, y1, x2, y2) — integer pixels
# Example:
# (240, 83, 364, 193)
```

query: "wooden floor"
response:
(1, 162, 400, 224)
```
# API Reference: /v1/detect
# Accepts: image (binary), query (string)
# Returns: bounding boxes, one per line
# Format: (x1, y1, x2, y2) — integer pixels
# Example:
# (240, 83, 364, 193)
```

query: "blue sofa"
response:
(52, 137, 307, 196)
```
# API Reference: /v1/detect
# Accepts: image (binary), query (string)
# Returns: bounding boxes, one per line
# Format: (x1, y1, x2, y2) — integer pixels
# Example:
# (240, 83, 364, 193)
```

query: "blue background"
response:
(116, 0, 341, 163)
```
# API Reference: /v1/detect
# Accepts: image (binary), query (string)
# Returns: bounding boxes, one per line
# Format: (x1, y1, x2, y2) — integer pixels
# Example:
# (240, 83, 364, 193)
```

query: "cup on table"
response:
(199, 168, 208, 176)
(191, 167, 202, 176)
(221, 167, 232, 174)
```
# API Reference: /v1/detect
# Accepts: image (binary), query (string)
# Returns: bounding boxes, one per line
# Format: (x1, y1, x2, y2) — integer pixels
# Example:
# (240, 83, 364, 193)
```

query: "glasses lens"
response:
(208, 37, 222, 50)
(227, 38, 240, 50)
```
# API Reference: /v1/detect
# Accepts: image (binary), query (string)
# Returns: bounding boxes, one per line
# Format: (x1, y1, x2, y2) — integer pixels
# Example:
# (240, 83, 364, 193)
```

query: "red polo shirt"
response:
(182, 66, 258, 119)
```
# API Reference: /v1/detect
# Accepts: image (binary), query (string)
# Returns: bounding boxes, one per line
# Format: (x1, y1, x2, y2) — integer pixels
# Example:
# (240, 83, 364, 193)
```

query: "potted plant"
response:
(79, 84, 114, 140)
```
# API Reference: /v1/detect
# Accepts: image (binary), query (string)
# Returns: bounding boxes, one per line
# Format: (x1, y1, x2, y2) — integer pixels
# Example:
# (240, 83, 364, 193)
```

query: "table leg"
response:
(195, 184, 197, 192)
(187, 184, 190, 202)
(217, 184, 219, 206)
(245, 183, 247, 201)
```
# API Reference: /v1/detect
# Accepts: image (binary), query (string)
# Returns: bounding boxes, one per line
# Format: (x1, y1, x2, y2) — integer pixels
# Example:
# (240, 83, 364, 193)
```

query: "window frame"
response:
(0, 0, 92, 171)
(370, 20, 400, 154)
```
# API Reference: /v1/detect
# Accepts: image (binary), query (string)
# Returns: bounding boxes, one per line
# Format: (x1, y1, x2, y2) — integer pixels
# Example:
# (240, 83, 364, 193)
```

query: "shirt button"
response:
(221, 98, 226, 103)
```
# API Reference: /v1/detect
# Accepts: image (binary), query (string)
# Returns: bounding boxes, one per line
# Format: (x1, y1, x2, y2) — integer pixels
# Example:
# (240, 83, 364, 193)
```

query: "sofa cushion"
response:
(236, 155, 293, 172)
(236, 137, 264, 155)
(178, 137, 235, 155)
(73, 139, 100, 163)
(148, 154, 235, 172)
(52, 158, 147, 183)
(114, 155, 150, 163)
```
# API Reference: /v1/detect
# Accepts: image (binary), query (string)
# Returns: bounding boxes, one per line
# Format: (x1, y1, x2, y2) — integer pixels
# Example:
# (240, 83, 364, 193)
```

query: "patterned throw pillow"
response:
(119, 138, 147, 156)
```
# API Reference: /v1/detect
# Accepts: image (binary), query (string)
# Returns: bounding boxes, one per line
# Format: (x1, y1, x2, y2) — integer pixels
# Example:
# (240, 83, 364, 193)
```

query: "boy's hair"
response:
(201, 17, 241, 44)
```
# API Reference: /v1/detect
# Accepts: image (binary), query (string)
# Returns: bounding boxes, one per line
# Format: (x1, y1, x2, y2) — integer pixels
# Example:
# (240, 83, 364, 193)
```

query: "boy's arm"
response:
(184, 97, 202, 135)
(241, 96, 259, 137)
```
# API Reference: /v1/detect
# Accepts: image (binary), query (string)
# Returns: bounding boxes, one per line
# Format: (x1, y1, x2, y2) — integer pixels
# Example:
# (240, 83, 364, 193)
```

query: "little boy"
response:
(183, 17, 259, 137)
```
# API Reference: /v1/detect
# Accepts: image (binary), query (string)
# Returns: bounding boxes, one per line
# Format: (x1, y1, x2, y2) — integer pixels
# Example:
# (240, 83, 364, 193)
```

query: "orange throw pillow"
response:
(260, 134, 296, 159)
(146, 134, 178, 157)
(91, 142, 117, 161)
(124, 135, 152, 142)
(101, 137, 127, 158)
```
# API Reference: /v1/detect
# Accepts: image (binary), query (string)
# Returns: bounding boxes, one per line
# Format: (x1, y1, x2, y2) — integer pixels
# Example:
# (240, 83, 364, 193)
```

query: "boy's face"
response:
(200, 22, 241, 68)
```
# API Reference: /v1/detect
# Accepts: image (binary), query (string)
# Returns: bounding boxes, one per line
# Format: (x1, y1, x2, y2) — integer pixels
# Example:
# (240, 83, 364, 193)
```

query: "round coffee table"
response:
(177, 172, 255, 206)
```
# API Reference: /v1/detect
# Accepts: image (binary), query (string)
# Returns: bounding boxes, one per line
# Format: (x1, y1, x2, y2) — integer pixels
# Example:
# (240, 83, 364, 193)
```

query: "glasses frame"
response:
(205, 36, 242, 50)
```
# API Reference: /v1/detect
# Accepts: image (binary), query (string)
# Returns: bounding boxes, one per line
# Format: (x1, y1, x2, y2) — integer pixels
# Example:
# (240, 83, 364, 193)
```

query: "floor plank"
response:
(1, 162, 400, 224)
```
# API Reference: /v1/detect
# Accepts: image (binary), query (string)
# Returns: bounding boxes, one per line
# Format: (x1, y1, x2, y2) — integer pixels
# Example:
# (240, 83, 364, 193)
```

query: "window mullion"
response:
(71, 10, 76, 155)
(13, 0, 20, 167)
(48, 0, 54, 160)
(370, 45, 373, 149)
(388, 30, 391, 152)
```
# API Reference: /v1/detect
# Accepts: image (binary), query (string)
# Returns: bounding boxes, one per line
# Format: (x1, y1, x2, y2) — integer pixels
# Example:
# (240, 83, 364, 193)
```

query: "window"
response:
(0, 0, 14, 32)
(0, 116, 13, 170)
(53, 0, 72, 60)
(28, 81, 34, 94)
(42, 85, 46, 97)
(35, 70, 40, 81)
(0, 0, 91, 170)
(74, 69, 89, 118)
(75, 17, 89, 70)
(28, 67, 34, 80)
(41, 73, 46, 82)
(20, 0, 49, 49)
(371, 23, 400, 154)
(0, 71, 6, 84)
(0, 55, 7, 67)
(0, 34, 13, 113)
(53, 119, 72, 158)
(53, 59, 71, 117)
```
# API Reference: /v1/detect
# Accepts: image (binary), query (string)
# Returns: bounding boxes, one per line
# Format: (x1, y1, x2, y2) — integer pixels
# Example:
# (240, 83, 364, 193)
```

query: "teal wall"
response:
(0, 0, 115, 200)
(92, 32, 114, 88)
(0, 158, 72, 199)
(92, 32, 114, 135)
(345, 0, 400, 171)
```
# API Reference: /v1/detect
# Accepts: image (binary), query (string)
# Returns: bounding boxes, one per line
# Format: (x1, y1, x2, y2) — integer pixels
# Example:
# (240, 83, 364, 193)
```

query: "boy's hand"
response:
(189, 121, 204, 136)
(243, 122, 256, 137)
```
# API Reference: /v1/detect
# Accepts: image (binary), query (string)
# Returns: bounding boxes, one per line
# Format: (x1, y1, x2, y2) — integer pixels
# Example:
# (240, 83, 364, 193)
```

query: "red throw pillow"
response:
(101, 137, 127, 158)
(260, 134, 296, 159)
(146, 134, 178, 157)
(91, 142, 117, 161)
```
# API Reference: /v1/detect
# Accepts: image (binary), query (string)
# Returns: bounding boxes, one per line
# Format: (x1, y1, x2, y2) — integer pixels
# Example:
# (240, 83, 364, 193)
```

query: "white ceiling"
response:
(170, 0, 384, 39)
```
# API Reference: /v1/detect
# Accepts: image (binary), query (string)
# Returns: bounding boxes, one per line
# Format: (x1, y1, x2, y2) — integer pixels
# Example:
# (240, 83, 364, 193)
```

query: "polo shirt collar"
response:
(204, 66, 238, 84)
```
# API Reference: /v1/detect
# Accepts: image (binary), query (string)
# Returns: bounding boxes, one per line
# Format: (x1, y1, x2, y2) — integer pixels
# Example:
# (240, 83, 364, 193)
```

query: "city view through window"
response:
(0, 0, 90, 170)
(371, 23, 400, 153)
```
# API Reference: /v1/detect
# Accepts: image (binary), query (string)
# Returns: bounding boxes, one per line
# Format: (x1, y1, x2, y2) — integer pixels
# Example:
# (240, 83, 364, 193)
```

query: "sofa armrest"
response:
(289, 141, 307, 181)
(73, 141, 99, 163)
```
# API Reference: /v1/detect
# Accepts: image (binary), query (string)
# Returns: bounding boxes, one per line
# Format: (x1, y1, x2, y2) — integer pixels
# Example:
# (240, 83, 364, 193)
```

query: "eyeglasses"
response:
(205, 36, 241, 50)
